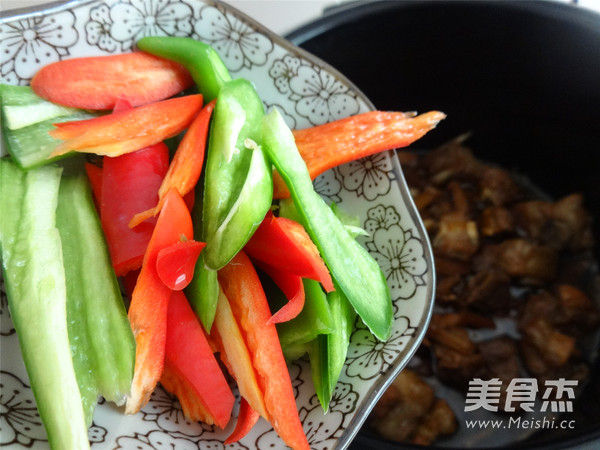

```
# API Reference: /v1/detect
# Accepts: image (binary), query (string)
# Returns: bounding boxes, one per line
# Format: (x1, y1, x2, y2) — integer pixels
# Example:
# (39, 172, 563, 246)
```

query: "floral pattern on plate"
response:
(0, 1, 435, 449)
(0, 371, 46, 448)
(0, 10, 79, 83)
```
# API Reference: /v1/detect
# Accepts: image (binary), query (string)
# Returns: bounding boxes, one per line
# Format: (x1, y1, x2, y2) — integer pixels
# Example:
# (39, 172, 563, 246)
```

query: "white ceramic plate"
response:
(0, 1, 435, 448)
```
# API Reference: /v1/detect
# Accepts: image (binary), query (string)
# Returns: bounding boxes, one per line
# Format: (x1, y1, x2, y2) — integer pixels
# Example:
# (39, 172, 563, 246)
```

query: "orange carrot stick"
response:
(212, 287, 269, 421)
(125, 189, 193, 414)
(31, 52, 193, 110)
(129, 99, 215, 228)
(273, 110, 446, 198)
(219, 251, 310, 450)
(49, 95, 203, 157)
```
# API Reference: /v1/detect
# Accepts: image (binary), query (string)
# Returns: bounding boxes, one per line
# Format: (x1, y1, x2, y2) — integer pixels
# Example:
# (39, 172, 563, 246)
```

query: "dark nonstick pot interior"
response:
(286, 1, 600, 448)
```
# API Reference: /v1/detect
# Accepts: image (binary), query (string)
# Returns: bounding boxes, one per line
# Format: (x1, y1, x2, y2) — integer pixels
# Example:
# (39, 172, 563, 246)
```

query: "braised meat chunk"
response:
(369, 140, 599, 446)
(368, 369, 456, 444)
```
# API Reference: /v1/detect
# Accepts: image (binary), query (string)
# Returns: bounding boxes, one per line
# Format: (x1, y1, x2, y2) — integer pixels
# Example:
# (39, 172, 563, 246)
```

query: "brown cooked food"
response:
(368, 368, 457, 445)
(367, 139, 599, 445)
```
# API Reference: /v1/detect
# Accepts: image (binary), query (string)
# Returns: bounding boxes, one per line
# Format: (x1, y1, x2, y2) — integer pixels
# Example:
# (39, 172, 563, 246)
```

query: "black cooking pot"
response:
(286, 1, 600, 448)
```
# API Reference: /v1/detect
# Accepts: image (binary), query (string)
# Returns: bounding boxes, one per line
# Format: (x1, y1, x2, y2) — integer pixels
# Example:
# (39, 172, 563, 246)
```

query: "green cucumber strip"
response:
(0, 158, 26, 257)
(1, 84, 81, 130)
(0, 159, 90, 450)
(56, 173, 135, 425)
(2, 112, 98, 170)
(1, 85, 99, 169)
(262, 108, 393, 341)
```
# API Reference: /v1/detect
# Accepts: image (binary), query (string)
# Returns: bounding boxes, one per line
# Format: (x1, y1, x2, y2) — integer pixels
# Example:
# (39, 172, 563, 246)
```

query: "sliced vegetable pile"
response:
(0, 36, 444, 450)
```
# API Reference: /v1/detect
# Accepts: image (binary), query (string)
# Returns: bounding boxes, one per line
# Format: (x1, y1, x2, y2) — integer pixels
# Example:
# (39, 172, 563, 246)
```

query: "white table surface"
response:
(3, 0, 600, 37)
(1, 0, 347, 36)
(4, 0, 600, 37)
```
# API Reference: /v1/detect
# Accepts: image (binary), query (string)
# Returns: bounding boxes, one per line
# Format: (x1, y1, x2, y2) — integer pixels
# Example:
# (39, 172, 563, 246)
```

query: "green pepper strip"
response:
(136, 37, 232, 102)
(262, 108, 393, 341)
(279, 193, 360, 409)
(188, 79, 272, 331)
(185, 171, 219, 331)
(56, 173, 136, 425)
(309, 289, 357, 411)
(185, 262, 219, 331)
(0, 160, 89, 450)
(136, 38, 273, 331)
(201, 79, 272, 268)
(276, 278, 334, 360)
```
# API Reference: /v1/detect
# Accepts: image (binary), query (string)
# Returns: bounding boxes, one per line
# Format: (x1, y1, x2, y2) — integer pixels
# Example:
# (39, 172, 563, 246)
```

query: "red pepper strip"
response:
(86, 98, 132, 208)
(112, 97, 134, 113)
(125, 188, 193, 414)
(255, 261, 305, 325)
(245, 211, 334, 292)
(183, 189, 195, 212)
(156, 240, 205, 291)
(225, 397, 260, 444)
(91, 98, 168, 276)
(31, 52, 193, 110)
(273, 110, 446, 198)
(219, 251, 310, 450)
(129, 99, 215, 228)
(161, 290, 234, 428)
(161, 361, 213, 423)
(49, 95, 203, 157)
(212, 287, 269, 420)
(84, 162, 103, 210)
(101, 143, 169, 277)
